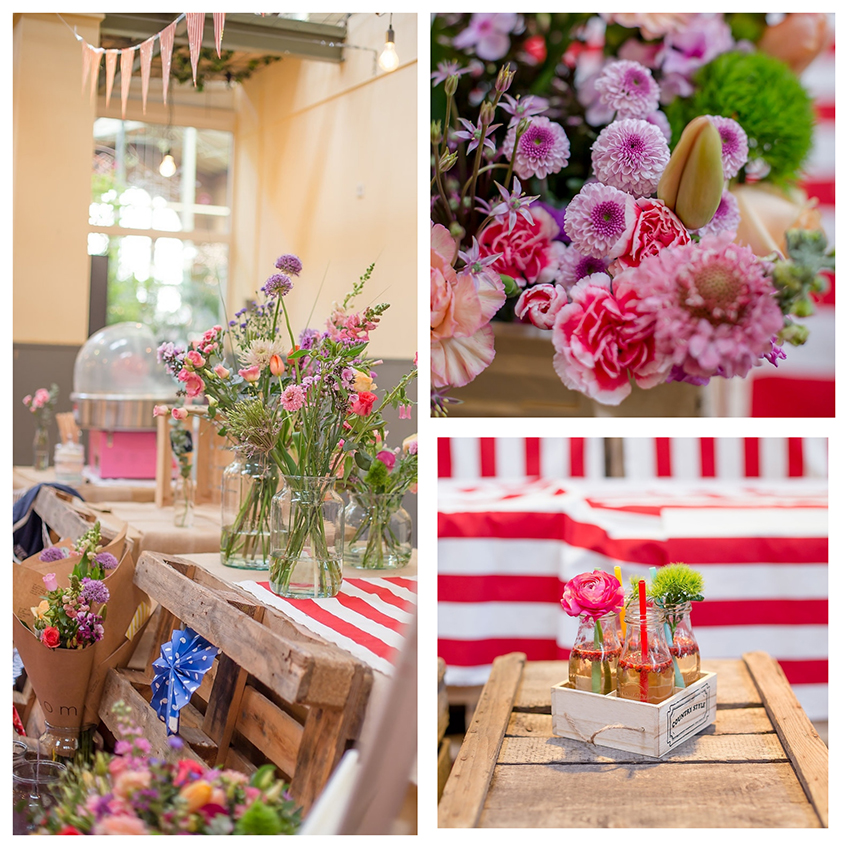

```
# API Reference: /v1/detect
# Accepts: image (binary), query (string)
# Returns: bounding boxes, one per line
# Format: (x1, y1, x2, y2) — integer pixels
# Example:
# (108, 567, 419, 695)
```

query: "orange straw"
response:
(638, 579, 648, 702)
(614, 565, 626, 639)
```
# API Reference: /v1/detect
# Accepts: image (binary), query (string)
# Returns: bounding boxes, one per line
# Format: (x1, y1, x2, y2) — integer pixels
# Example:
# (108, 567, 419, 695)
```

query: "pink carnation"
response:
(551, 273, 671, 405)
(609, 197, 690, 274)
(514, 283, 569, 330)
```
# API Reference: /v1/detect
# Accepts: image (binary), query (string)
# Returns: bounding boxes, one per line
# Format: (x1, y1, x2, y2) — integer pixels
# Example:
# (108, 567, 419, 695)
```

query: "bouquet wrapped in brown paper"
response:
(12, 522, 153, 752)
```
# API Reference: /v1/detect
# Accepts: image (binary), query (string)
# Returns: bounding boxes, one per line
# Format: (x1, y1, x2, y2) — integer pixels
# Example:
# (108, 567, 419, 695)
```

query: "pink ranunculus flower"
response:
(609, 197, 691, 275)
(561, 570, 625, 620)
(171, 407, 188, 421)
(43, 573, 58, 592)
(430, 222, 505, 389)
(376, 449, 397, 471)
(183, 372, 206, 398)
(185, 349, 205, 368)
(478, 206, 566, 288)
(514, 283, 570, 330)
(238, 365, 261, 383)
(551, 273, 672, 405)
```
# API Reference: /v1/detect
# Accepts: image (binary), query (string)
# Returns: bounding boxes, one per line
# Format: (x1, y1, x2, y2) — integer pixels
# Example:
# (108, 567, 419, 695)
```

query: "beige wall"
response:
(14, 13, 418, 362)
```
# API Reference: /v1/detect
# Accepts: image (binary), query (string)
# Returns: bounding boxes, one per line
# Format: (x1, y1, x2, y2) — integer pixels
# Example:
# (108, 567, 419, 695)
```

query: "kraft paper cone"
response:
(13, 616, 95, 732)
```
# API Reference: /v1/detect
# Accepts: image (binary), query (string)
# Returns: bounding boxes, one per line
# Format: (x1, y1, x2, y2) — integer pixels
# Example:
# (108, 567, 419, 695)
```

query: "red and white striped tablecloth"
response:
(239, 576, 417, 677)
(438, 479, 828, 720)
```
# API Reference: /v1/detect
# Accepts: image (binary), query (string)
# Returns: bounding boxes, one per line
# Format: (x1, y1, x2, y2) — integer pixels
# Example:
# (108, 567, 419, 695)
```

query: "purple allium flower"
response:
(262, 273, 293, 297)
(487, 178, 539, 233)
(499, 93, 549, 128)
(694, 189, 741, 239)
(563, 182, 638, 260)
(452, 13, 518, 62)
(275, 254, 302, 276)
(708, 116, 749, 179)
(502, 117, 570, 181)
(592, 118, 669, 197)
(94, 552, 119, 571)
(431, 60, 471, 87)
(39, 547, 65, 563)
(81, 578, 110, 606)
(556, 244, 610, 289)
(594, 60, 660, 119)
(454, 117, 501, 155)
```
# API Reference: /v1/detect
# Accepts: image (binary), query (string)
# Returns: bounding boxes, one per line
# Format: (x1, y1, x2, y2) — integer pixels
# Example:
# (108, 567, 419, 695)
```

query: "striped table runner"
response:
(438, 479, 828, 720)
(239, 577, 417, 677)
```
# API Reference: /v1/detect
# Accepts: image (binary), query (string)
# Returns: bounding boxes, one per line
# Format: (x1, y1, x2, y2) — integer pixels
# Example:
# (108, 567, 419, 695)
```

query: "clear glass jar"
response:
(344, 492, 413, 569)
(568, 611, 621, 694)
(13, 739, 28, 763)
(173, 474, 195, 528)
(617, 606, 675, 704)
(37, 722, 80, 763)
(220, 451, 280, 569)
(269, 476, 345, 598)
(661, 601, 701, 687)
(13, 758, 67, 834)
(33, 426, 50, 470)
(54, 441, 85, 485)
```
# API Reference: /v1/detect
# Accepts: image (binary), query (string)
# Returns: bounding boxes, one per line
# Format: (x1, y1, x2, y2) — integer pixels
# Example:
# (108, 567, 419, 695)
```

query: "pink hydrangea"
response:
(608, 197, 690, 274)
(431, 223, 506, 389)
(551, 273, 672, 405)
(621, 232, 784, 379)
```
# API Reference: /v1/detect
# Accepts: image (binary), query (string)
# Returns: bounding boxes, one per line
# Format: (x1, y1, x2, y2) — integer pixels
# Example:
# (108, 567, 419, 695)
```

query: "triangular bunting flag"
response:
(186, 13, 205, 87)
(89, 48, 103, 103)
(120, 47, 134, 120)
(139, 37, 154, 114)
(213, 13, 226, 58)
(160, 21, 176, 104)
(104, 49, 119, 107)
(81, 40, 92, 93)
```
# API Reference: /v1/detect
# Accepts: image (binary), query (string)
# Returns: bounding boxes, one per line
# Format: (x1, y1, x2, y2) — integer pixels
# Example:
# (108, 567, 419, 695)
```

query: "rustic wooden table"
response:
(438, 652, 827, 828)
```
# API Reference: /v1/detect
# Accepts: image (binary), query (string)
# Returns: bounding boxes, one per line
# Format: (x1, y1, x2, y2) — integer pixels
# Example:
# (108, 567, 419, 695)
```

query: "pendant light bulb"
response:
(378, 26, 399, 72)
(159, 152, 177, 178)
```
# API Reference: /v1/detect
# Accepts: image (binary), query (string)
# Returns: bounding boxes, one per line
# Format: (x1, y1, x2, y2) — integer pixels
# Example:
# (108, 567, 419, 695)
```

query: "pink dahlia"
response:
(592, 118, 669, 197)
(708, 116, 749, 179)
(594, 60, 660, 119)
(478, 206, 566, 288)
(694, 189, 741, 239)
(623, 232, 784, 379)
(556, 245, 609, 290)
(502, 116, 570, 181)
(431, 222, 505, 389)
(551, 273, 672, 405)
(609, 197, 690, 274)
(563, 182, 638, 260)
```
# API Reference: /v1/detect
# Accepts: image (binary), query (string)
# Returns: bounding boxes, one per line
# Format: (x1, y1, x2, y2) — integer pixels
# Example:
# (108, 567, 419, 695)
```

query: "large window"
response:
(89, 119, 232, 343)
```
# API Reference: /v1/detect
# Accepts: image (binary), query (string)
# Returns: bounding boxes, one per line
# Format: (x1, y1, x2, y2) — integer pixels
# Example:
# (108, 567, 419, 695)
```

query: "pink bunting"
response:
(120, 48, 134, 120)
(89, 48, 103, 103)
(104, 50, 119, 107)
(160, 21, 176, 104)
(139, 37, 154, 114)
(186, 12, 205, 87)
(213, 13, 226, 58)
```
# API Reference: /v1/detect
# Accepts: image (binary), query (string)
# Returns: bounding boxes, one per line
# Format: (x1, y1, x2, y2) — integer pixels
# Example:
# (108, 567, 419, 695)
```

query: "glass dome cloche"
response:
(71, 322, 179, 431)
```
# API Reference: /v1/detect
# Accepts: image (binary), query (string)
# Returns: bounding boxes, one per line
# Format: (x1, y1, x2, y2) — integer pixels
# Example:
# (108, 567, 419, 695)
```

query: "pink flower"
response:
(152, 404, 170, 417)
(430, 222, 505, 389)
(238, 366, 261, 383)
(501, 117, 570, 181)
(33, 388, 51, 406)
(514, 283, 569, 330)
(40, 626, 61, 648)
(94, 814, 149, 835)
(350, 391, 378, 416)
(609, 198, 691, 274)
(551, 273, 672, 405)
(563, 182, 638, 260)
(171, 407, 188, 421)
(397, 404, 412, 420)
(185, 350, 205, 368)
(478, 206, 565, 288)
(280, 384, 305, 412)
(453, 13, 517, 61)
(376, 449, 397, 471)
(43, 573, 58, 592)
(213, 363, 230, 379)
(182, 372, 205, 398)
(22, 395, 32, 406)
(561, 570, 625, 620)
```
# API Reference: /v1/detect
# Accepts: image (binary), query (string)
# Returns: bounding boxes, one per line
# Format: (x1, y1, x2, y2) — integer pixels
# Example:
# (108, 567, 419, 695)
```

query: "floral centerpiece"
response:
(430, 13, 834, 413)
(23, 383, 59, 469)
(159, 255, 415, 594)
(33, 701, 301, 835)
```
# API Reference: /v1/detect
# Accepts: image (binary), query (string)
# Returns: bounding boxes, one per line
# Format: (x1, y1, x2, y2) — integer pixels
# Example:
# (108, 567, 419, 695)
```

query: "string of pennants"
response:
(76, 12, 227, 118)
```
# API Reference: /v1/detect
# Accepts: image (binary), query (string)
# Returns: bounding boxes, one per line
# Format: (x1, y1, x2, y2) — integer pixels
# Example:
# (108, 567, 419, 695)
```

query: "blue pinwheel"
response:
(150, 627, 219, 735)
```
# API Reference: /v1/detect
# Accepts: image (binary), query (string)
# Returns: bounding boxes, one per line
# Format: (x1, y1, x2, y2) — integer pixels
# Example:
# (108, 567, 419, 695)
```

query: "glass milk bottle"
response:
(617, 606, 675, 704)
(661, 601, 701, 687)
(568, 611, 621, 695)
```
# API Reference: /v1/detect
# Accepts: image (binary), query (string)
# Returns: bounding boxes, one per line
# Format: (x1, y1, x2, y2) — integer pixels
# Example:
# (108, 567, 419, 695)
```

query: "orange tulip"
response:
(269, 353, 284, 376)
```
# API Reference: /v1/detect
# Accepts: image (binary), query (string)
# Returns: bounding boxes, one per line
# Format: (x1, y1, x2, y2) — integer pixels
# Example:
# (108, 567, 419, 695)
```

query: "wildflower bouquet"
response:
(35, 701, 302, 835)
(430, 13, 834, 411)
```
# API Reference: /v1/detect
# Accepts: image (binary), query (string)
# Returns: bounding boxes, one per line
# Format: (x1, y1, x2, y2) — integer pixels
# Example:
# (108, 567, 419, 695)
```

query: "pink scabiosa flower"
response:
(478, 206, 566, 287)
(502, 116, 570, 181)
(551, 273, 672, 405)
(609, 197, 691, 274)
(594, 60, 660, 119)
(515, 283, 569, 330)
(591, 118, 669, 197)
(624, 231, 784, 380)
(280, 384, 306, 412)
(452, 13, 518, 62)
(694, 189, 741, 239)
(563, 182, 638, 260)
(708, 116, 749, 179)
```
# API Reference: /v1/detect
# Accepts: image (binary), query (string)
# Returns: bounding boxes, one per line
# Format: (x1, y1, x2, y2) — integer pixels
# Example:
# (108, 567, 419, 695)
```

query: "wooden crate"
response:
(98, 551, 373, 814)
(437, 658, 451, 801)
(551, 671, 717, 758)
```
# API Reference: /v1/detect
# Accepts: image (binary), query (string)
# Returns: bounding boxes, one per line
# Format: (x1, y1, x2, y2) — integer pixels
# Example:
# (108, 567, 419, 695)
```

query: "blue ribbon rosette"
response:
(150, 627, 219, 735)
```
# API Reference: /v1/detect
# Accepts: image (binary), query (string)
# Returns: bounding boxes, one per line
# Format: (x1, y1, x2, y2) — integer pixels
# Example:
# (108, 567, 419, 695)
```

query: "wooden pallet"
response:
(99, 551, 373, 814)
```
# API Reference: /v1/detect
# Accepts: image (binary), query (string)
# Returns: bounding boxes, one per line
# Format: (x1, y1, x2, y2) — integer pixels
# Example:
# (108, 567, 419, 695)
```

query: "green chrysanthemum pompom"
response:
(665, 51, 815, 185)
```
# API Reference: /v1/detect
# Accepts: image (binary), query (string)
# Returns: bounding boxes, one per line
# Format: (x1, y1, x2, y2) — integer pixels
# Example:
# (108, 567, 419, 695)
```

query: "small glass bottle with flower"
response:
(23, 384, 59, 470)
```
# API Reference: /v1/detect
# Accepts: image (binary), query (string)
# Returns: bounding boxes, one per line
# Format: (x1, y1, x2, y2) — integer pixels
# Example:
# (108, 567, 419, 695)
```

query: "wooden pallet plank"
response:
(236, 684, 304, 779)
(743, 651, 828, 827)
(438, 652, 526, 829)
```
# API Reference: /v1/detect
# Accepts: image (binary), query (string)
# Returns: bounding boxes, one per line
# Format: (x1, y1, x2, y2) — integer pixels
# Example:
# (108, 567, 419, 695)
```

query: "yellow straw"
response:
(614, 565, 626, 640)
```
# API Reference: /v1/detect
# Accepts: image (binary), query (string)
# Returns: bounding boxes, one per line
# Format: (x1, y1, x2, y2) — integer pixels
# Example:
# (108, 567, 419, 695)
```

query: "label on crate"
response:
(666, 680, 712, 745)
